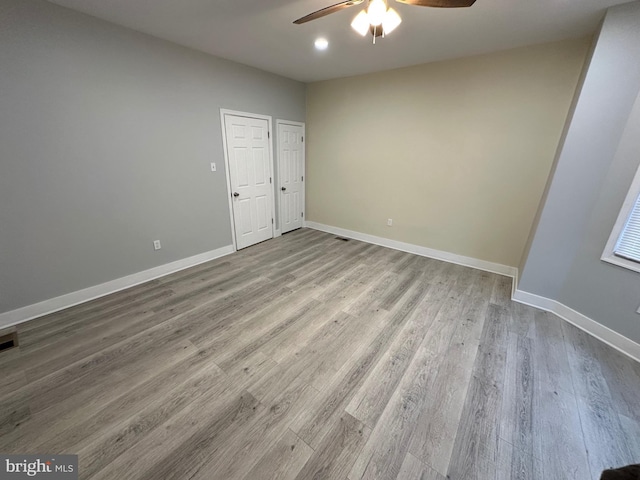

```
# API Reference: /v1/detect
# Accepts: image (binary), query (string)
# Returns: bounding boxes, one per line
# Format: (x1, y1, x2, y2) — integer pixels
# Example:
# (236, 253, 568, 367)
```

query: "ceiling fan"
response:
(294, 0, 476, 42)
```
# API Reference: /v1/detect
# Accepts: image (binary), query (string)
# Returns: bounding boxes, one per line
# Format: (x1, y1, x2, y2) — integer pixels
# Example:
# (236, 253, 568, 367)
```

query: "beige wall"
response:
(306, 38, 590, 267)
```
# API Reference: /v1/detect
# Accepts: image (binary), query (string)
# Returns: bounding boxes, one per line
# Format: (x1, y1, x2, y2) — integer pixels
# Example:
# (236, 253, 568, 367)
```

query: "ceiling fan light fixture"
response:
(314, 37, 329, 50)
(367, 0, 387, 26)
(382, 7, 402, 35)
(351, 10, 370, 36)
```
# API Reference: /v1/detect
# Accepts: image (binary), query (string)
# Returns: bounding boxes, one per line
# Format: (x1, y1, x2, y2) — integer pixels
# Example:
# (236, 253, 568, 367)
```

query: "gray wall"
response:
(518, 1, 640, 343)
(0, 0, 305, 314)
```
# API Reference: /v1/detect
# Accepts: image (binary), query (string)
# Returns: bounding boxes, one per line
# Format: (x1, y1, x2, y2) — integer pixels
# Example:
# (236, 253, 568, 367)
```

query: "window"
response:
(603, 163, 640, 273)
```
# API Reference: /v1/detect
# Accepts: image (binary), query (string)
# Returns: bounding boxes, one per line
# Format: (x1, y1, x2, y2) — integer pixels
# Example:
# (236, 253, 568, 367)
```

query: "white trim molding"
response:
(305, 221, 518, 278)
(513, 289, 640, 364)
(601, 161, 640, 274)
(0, 245, 234, 330)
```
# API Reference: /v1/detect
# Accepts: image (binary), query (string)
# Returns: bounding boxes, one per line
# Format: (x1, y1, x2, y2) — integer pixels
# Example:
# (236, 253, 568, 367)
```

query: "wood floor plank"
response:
(19, 288, 176, 350)
(345, 283, 442, 427)
(257, 300, 343, 365)
(248, 310, 361, 404)
(489, 274, 512, 308)
(24, 301, 196, 382)
(191, 285, 307, 356)
(396, 453, 445, 480)
(529, 309, 574, 395)
(33, 351, 227, 454)
(499, 333, 534, 455)
(0, 369, 27, 399)
(588, 334, 640, 423)
(407, 295, 491, 474)
(348, 337, 441, 480)
(562, 322, 636, 479)
(506, 301, 535, 338)
(0, 338, 198, 447)
(1, 229, 636, 480)
(291, 281, 429, 450)
(241, 429, 314, 480)
(343, 271, 398, 317)
(471, 304, 509, 387)
(494, 439, 541, 480)
(294, 413, 371, 480)
(446, 375, 502, 480)
(0, 343, 198, 454)
(215, 298, 322, 372)
(378, 269, 422, 311)
(532, 382, 590, 480)
(617, 413, 640, 467)
(184, 378, 318, 480)
(89, 390, 262, 480)
(75, 365, 236, 478)
(15, 279, 165, 335)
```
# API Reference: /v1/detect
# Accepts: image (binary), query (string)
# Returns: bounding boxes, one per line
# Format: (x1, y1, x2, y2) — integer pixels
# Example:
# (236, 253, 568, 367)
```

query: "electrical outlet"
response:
(210, 162, 217, 172)
(153, 240, 161, 250)
(387, 219, 393, 226)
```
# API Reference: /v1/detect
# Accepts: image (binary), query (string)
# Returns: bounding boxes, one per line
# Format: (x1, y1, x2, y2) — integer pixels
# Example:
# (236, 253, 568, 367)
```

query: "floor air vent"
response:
(0, 330, 18, 353)
(335, 237, 350, 242)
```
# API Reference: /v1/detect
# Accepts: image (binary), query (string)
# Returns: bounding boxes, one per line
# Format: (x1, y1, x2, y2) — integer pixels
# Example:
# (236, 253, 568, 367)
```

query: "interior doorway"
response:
(277, 120, 305, 234)
(221, 110, 275, 250)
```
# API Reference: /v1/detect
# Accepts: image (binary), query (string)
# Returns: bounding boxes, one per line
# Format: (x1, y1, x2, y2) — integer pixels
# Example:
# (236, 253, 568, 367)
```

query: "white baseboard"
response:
(305, 221, 518, 278)
(0, 245, 234, 330)
(275, 228, 282, 238)
(513, 289, 640, 363)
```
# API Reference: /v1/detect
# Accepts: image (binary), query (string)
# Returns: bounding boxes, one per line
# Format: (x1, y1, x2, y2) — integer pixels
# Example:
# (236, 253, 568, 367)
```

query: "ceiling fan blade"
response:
(293, 0, 364, 24)
(395, 0, 476, 7)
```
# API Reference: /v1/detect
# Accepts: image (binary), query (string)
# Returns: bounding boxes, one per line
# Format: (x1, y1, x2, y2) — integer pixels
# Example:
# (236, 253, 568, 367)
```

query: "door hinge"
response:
(301, 212, 304, 218)
(302, 136, 304, 142)
(268, 131, 270, 139)
(270, 177, 272, 184)
(301, 176, 304, 181)
(272, 218, 274, 224)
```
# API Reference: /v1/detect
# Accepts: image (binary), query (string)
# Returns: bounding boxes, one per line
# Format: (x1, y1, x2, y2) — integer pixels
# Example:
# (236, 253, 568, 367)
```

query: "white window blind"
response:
(614, 194, 640, 262)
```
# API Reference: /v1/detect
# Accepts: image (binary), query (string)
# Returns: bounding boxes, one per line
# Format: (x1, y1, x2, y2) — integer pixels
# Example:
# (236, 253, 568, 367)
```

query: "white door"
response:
(223, 114, 274, 250)
(278, 121, 305, 234)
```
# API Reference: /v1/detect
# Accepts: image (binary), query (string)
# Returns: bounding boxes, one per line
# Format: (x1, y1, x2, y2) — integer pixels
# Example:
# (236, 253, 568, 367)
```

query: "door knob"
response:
(233, 192, 239, 197)
(281, 187, 287, 191)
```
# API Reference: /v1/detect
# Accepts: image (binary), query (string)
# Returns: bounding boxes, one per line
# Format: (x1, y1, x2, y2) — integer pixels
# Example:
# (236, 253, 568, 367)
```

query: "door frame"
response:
(276, 119, 306, 235)
(220, 109, 276, 251)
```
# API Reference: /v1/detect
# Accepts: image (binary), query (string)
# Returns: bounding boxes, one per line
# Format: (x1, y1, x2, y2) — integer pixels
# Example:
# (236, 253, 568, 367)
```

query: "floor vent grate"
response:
(0, 331, 18, 353)
(335, 237, 350, 242)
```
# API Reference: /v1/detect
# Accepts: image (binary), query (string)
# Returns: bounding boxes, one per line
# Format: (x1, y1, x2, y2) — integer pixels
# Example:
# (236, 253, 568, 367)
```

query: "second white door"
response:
(278, 121, 305, 234)
(224, 113, 274, 250)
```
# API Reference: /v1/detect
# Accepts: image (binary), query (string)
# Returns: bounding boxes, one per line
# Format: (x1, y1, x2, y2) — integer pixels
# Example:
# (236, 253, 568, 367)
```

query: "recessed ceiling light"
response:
(314, 38, 329, 51)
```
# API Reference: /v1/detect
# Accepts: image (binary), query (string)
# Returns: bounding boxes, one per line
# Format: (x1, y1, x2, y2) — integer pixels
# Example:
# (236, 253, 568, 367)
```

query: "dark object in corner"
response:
(0, 330, 19, 353)
(601, 465, 640, 480)
(335, 237, 350, 242)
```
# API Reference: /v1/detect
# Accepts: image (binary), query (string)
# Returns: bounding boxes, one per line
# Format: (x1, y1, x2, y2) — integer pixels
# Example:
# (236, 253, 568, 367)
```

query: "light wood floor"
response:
(1, 228, 639, 479)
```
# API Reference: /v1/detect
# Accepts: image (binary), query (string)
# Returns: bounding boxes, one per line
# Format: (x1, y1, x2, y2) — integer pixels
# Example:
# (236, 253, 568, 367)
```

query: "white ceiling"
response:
(48, 0, 633, 82)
